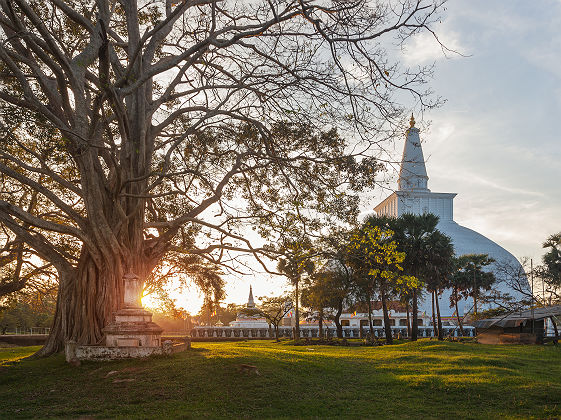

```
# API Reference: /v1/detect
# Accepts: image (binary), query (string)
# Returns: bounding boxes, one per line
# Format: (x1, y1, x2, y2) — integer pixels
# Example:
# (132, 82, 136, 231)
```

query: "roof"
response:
(473, 306, 561, 329)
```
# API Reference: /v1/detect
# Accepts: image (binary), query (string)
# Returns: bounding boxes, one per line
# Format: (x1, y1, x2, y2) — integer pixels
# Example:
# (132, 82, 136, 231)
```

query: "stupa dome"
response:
(374, 117, 528, 315)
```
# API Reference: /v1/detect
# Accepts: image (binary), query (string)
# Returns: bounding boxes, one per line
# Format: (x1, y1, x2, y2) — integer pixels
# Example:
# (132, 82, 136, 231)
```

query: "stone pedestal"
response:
(67, 272, 189, 361)
(102, 273, 163, 348)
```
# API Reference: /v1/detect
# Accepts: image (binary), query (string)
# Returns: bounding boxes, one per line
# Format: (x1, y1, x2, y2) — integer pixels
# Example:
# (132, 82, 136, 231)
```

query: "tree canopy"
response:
(541, 233, 561, 302)
(0, 0, 445, 354)
(347, 223, 417, 342)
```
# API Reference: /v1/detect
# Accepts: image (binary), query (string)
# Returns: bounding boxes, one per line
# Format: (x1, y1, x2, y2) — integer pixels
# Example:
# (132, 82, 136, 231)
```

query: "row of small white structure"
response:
(192, 325, 476, 339)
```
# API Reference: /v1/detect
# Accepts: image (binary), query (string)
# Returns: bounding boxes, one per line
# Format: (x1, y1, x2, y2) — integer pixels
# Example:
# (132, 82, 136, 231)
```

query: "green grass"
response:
(1, 340, 560, 419)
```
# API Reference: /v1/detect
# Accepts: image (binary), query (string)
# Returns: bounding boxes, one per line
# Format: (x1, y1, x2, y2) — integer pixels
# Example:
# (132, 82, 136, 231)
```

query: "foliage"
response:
(310, 229, 357, 337)
(423, 231, 455, 294)
(0, 0, 445, 353)
(347, 222, 418, 342)
(422, 229, 454, 339)
(143, 258, 225, 316)
(277, 236, 315, 336)
(195, 302, 241, 326)
(300, 272, 332, 330)
(451, 253, 496, 313)
(0, 234, 58, 298)
(2, 341, 561, 419)
(0, 292, 56, 331)
(540, 232, 561, 302)
(242, 295, 292, 340)
(471, 307, 510, 321)
(391, 213, 439, 281)
(348, 225, 417, 295)
(277, 238, 315, 287)
(390, 213, 440, 340)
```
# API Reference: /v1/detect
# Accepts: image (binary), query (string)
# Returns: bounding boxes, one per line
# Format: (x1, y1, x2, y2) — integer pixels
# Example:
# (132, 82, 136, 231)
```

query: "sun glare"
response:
(142, 279, 205, 315)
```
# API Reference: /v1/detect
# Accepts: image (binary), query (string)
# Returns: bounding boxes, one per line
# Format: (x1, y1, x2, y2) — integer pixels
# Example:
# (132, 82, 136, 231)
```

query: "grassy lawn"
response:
(1, 340, 560, 419)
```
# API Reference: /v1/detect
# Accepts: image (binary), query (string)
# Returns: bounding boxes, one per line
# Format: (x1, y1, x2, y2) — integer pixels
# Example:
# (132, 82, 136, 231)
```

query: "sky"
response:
(401, 0, 560, 262)
(165, 0, 561, 314)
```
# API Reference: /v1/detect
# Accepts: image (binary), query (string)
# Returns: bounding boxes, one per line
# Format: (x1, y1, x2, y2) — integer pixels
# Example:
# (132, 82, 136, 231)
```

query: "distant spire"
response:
(247, 285, 255, 308)
(398, 116, 429, 192)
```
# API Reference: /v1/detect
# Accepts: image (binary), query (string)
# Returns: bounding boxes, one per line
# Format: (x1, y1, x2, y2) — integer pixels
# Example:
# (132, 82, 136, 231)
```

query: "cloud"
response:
(402, 27, 465, 65)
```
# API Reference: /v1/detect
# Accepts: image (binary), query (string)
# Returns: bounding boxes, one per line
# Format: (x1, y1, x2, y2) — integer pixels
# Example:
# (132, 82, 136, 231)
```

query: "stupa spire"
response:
(398, 115, 429, 192)
(247, 285, 255, 308)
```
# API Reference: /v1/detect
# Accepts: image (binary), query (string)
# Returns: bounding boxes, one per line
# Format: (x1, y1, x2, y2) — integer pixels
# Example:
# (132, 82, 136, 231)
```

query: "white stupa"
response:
(374, 115, 527, 315)
(228, 286, 270, 328)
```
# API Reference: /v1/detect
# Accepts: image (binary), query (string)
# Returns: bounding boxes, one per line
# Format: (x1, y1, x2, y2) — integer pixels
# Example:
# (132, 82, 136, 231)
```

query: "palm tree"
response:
(392, 213, 440, 341)
(399, 288, 413, 338)
(423, 231, 455, 340)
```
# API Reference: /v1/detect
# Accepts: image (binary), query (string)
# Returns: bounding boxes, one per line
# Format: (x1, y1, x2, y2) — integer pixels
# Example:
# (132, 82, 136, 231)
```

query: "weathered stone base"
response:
(76, 345, 166, 360)
(66, 339, 190, 362)
(103, 308, 164, 348)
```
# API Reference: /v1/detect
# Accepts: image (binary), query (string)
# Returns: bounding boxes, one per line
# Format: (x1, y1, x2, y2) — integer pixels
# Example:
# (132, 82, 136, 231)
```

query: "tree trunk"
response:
(367, 297, 374, 338)
(381, 287, 393, 344)
(454, 289, 465, 337)
(406, 300, 411, 338)
(473, 294, 477, 316)
(294, 279, 300, 340)
(274, 324, 280, 342)
(335, 300, 343, 338)
(36, 245, 154, 357)
(34, 274, 68, 356)
(411, 288, 418, 341)
(431, 290, 438, 338)
(435, 290, 443, 341)
(36, 252, 129, 356)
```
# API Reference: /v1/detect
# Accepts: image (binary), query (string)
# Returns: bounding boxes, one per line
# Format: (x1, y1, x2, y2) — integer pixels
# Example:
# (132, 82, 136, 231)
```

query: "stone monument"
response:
(67, 273, 189, 361)
(103, 272, 163, 348)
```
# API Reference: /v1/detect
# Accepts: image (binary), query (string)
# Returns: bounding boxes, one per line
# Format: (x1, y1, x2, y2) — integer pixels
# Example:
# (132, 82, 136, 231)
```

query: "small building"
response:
(473, 306, 561, 344)
(339, 301, 431, 329)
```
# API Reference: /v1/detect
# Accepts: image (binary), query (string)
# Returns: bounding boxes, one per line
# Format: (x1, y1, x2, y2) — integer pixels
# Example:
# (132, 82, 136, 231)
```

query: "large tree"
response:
(347, 223, 414, 344)
(453, 253, 496, 316)
(0, 0, 443, 354)
(315, 229, 356, 338)
(300, 272, 332, 338)
(277, 236, 315, 339)
(392, 212, 438, 341)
